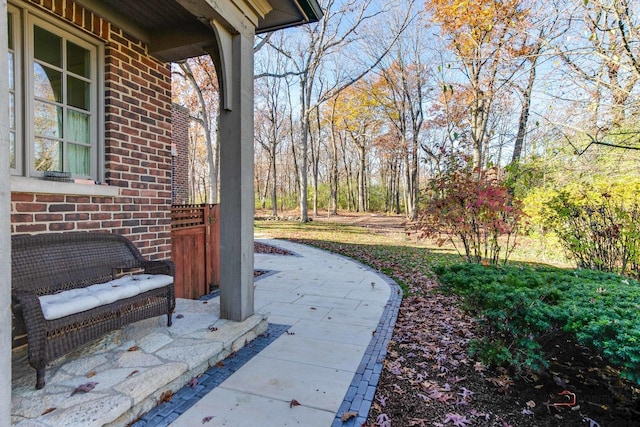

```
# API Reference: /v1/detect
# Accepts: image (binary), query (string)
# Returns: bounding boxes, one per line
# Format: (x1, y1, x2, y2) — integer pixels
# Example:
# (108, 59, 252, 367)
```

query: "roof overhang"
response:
(79, 0, 322, 62)
(256, 0, 323, 34)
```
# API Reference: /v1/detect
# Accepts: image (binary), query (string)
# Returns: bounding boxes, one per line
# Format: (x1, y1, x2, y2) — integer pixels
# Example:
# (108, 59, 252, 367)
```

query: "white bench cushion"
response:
(39, 274, 173, 320)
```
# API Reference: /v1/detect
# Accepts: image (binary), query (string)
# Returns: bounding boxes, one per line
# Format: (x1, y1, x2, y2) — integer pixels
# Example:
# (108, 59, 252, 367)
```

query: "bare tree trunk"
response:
(358, 141, 367, 212)
(511, 46, 540, 165)
(270, 145, 277, 217)
(329, 104, 339, 215)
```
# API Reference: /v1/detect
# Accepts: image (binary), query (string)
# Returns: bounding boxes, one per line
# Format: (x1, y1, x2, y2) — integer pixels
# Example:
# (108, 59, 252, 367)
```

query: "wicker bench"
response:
(11, 232, 176, 389)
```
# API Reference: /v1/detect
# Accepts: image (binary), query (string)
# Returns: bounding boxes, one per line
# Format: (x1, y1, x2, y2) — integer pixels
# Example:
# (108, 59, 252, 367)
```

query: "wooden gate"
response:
(170, 204, 220, 299)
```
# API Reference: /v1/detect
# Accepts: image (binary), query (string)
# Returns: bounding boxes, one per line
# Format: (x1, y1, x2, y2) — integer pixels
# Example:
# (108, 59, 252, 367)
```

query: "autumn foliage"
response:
(416, 167, 523, 265)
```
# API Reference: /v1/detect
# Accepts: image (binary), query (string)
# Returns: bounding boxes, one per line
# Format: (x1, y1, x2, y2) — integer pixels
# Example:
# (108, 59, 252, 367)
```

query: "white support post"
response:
(0, 0, 13, 423)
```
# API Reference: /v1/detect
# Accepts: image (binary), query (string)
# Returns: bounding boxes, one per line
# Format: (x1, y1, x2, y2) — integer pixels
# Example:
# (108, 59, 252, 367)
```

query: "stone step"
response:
(11, 298, 267, 427)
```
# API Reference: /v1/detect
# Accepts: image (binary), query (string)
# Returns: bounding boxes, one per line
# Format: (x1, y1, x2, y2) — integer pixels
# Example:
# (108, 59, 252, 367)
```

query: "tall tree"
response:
(172, 58, 220, 203)
(552, 0, 640, 150)
(261, 0, 413, 221)
(372, 9, 433, 219)
(254, 39, 292, 217)
(426, 0, 532, 171)
(332, 81, 382, 212)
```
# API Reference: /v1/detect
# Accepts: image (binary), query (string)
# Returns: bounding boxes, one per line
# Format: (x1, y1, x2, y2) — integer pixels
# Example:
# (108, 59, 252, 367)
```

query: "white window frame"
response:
(8, 4, 22, 176)
(9, 1, 110, 195)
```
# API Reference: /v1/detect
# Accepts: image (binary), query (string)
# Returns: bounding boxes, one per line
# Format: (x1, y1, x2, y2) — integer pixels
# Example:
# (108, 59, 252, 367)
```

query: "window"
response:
(8, 3, 103, 181)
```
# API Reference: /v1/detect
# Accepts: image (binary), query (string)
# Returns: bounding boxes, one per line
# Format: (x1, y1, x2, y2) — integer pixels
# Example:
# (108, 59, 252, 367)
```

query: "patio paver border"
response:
(130, 323, 291, 426)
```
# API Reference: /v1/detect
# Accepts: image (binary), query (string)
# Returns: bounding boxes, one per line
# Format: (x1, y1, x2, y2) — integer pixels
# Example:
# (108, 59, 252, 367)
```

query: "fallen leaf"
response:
(187, 376, 198, 388)
(176, 314, 184, 319)
(216, 361, 225, 367)
(127, 370, 139, 378)
(128, 346, 139, 352)
(159, 390, 173, 404)
(202, 416, 214, 423)
(41, 408, 56, 415)
(310, 307, 317, 310)
(526, 400, 536, 409)
(289, 399, 301, 408)
(341, 411, 358, 421)
(86, 371, 97, 378)
(71, 382, 98, 396)
(202, 301, 208, 304)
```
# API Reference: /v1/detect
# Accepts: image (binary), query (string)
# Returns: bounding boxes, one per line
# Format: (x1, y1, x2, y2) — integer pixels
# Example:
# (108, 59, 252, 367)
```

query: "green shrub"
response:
(435, 263, 640, 383)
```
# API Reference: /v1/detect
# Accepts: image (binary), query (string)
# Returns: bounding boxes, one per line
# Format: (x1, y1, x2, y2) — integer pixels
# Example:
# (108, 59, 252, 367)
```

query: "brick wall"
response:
(10, 0, 173, 260)
(171, 104, 190, 204)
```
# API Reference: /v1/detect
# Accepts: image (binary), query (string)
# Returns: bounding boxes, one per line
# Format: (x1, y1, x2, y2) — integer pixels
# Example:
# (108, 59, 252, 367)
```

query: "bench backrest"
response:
(12, 232, 147, 295)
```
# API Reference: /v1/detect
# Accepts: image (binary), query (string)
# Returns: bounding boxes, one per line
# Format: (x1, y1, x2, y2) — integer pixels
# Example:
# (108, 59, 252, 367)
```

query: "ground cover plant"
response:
(256, 215, 640, 426)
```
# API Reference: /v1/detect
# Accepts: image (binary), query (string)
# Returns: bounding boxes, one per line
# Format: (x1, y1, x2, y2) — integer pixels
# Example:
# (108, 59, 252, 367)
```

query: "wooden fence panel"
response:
(171, 204, 219, 299)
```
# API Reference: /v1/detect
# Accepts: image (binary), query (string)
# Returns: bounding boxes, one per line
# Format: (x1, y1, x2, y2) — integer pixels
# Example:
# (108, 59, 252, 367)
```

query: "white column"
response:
(0, 0, 13, 423)
(213, 26, 255, 322)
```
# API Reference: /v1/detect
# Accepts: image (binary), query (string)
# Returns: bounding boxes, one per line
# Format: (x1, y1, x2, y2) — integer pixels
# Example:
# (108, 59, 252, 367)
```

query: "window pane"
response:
(34, 25, 61, 67)
(34, 137, 61, 171)
(67, 41, 89, 78)
(68, 143, 90, 175)
(34, 63, 62, 102)
(67, 110, 90, 144)
(9, 93, 15, 127)
(9, 51, 14, 91)
(67, 76, 90, 110)
(7, 13, 13, 49)
(10, 132, 15, 169)
(34, 100, 62, 138)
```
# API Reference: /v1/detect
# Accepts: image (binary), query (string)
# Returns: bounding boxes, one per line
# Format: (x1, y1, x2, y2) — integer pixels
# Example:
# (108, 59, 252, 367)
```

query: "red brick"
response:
(77, 221, 101, 229)
(15, 223, 47, 233)
(49, 204, 76, 212)
(65, 213, 90, 221)
(36, 213, 63, 221)
(12, 214, 34, 223)
(15, 203, 47, 212)
(36, 194, 65, 202)
(49, 222, 75, 231)
(11, 193, 35, 202)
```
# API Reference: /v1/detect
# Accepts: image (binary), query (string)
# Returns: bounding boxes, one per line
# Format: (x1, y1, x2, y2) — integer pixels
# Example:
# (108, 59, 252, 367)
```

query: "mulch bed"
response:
(254, 241, 293, 256)
(254, 241, 293, 277)
(365, 280, 640, 427)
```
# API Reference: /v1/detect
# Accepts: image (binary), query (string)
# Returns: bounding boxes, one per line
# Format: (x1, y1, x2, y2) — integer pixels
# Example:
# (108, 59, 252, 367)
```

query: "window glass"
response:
(34, 137, 61, 171)
(34, 25, 62, 67)
(9, 51, 14, 91)
(67, 76, 90, 110)
(9, 133, 16, 170)
(67, 110, 90, 144)
(67, 41, 90, 78)
(34, 63, 62, 102)
(34, 101, 62, 138)
(8, 11, 16, 170)
(8, 12, 13, 49)
(67, 143, 90, 175)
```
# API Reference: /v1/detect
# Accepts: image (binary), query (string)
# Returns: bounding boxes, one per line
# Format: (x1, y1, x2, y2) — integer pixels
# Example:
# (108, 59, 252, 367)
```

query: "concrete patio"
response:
(11, 239, 401, 426)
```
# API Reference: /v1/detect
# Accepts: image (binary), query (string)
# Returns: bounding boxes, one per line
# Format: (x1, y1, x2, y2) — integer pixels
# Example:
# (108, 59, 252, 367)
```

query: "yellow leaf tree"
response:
(426, 0, 531, 170)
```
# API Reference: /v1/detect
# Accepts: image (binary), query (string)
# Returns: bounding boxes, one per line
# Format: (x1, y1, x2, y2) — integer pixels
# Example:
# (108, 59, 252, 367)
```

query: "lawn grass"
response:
(255, 218, 640, 384)
(255, 219, 461, 294)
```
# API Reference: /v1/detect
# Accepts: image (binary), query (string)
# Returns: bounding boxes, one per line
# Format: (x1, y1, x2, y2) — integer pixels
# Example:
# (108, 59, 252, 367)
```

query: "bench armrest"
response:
(12, 289, 48, 367)
(12, 289, 46, 325)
